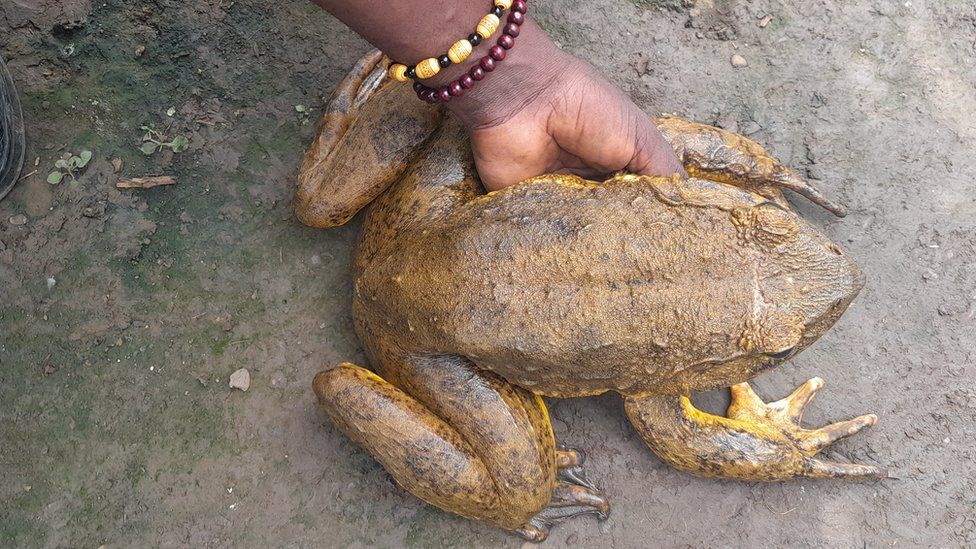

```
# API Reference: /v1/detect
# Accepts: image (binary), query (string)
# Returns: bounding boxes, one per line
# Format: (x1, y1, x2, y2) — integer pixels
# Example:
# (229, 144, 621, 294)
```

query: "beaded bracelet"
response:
(411, 0, 527, 103)
(388, 0, 515, 82)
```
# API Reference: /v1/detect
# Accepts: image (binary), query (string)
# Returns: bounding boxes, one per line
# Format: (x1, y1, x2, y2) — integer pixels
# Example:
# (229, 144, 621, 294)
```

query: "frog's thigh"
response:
(624, 380, 886, 481)
(313, 359, 554, 530)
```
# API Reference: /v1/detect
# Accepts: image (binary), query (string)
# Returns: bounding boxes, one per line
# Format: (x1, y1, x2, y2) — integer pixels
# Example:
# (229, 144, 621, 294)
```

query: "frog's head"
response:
(740, 202, 865, 362)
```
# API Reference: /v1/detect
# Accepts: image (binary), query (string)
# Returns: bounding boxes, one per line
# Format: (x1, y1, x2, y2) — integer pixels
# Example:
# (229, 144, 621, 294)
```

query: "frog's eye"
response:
(751, 202, 798, 246)
(766, 347, 795, 361)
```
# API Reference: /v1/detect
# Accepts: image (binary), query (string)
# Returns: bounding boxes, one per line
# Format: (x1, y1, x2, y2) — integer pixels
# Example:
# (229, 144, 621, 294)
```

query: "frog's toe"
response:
(516, 481, 610, 543)
(727, 379, 886, 479)
(555, 447, 599, 491)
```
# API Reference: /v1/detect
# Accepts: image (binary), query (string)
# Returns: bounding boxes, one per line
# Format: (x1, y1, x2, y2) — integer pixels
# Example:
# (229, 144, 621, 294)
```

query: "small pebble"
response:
(229, 368, 251, 391)
(922, 269, 938, 281)
(731, 54, 748, 68)
(9, 214, 27, 226)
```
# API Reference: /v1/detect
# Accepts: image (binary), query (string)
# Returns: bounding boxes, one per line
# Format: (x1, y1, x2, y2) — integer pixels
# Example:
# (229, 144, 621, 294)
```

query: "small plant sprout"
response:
(295, 104, 310, 125)
(139, 126, 190, 155)
(47, 150, 93, 185)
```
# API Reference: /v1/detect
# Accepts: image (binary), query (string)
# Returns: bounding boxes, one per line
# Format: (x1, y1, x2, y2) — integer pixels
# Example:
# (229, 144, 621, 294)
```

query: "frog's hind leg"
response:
(653, 115, 847, 217)
(313, 357, 608, 542)
(624, 378, 886, 481)
(295, 50, 444, 228)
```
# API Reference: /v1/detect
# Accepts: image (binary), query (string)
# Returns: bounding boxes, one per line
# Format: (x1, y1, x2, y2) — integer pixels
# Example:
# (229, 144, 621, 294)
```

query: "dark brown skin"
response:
(302, 53, 885, 542)
(310, 0, 685, 189)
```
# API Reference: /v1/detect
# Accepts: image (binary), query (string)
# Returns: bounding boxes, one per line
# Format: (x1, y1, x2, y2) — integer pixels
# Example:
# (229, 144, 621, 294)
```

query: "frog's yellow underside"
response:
(297, 51, 885, 542)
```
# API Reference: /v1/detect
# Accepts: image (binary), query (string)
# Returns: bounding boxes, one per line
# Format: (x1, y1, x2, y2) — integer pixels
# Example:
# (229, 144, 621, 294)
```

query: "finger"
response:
(727, 382, 765, 419)
(768, 377, 824, 424)
(627, 111, 688, 178)
(550, 482, 610, 512)
(556, 449, 585, 468)
(803, 457, 888, 479)
(547, 82, 686, 179)
(799, 414, 878, 454)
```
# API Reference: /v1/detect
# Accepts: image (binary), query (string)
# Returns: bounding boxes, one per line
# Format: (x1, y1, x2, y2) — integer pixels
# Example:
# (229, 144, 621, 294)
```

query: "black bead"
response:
(468, 33, 482, 46)
(406, 65, 417, 79)
(438, 54, 451, 68)
(491, 5, 504, 17)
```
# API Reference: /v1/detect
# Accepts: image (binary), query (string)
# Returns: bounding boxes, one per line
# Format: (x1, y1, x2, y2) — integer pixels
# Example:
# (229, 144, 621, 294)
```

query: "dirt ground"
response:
(1, 0, 973, 547)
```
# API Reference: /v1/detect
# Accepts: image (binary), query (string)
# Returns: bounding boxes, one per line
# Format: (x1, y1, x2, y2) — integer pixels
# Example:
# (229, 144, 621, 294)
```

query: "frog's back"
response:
(355, 175, 768, 397)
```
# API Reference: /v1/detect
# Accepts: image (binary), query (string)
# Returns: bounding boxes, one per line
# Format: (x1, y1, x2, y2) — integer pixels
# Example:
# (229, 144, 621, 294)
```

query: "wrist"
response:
(431, 20, 571, 129)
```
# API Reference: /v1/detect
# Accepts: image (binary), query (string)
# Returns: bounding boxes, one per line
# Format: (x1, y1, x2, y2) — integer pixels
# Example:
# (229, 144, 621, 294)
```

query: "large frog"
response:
(298, 51, 885, 542)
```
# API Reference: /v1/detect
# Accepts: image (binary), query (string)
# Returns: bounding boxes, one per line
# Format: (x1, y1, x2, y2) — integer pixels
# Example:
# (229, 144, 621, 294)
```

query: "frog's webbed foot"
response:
(625, 377, 886, 481)
(516, 448, 610, 543)
(653, 116, 847, 217)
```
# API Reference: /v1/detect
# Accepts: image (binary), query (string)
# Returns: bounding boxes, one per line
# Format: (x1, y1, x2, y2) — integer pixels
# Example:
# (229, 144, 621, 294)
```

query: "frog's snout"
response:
(793, 237, 865, 345)
(825, 241, 866, 301)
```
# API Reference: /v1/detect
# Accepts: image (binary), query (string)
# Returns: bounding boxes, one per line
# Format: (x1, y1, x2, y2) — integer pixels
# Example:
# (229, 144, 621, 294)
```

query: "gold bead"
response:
(388, 63, 408, 82)
(414, 57, 441, 80)
(476, 14, 500, 39)
(494, 0, 513, 9)
(447, 40, 473, 64)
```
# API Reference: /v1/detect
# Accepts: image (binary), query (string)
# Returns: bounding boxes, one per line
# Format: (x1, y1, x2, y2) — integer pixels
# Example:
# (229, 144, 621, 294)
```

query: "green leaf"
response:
(140, 142, 159, 155)
(168, 135, 190, 153)
(55, 159, 68, 169)
(68, 156, 81, 169)
(47, 171, 64, 185)
(77, 150, 93, 168)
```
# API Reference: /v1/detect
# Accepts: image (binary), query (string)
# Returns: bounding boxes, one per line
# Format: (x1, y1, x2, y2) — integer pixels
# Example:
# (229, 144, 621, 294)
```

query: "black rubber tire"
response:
(0, 56, 26, 202)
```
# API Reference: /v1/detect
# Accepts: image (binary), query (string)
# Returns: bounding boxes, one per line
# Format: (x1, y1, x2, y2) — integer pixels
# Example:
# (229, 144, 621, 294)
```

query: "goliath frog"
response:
(297, 51, 885, 542)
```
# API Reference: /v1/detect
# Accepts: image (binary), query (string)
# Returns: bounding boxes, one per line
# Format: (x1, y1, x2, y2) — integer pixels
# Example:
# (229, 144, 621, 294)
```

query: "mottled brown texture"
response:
(303, 51, 883, 542)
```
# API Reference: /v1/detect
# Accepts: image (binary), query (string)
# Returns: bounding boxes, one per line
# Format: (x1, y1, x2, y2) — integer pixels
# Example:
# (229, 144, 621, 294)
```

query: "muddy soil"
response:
(1, 0, 973, 547)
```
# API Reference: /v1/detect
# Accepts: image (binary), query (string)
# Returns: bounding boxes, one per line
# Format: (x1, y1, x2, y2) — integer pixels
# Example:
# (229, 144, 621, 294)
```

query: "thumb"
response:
(627, 113, 687, 178)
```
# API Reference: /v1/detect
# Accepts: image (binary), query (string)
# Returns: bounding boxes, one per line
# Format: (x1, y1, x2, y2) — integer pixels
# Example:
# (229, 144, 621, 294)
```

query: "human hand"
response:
(435, 21, 685, 191)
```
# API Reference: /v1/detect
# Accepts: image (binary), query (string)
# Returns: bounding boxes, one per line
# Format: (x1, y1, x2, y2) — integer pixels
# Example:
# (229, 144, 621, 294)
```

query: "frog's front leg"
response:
(624, 378, 886, 480)
(313, 356, 608, 542)
(654, 116, 847, 217)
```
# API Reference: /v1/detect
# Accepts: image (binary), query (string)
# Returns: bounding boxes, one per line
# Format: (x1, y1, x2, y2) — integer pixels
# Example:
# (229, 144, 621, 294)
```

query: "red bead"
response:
(459, 74, 475, 89)
(503, 23, 520, 37)
(479, 56, 496, 72)
(489, 45, 506, 61)
(438, 88, 452, 102)
(448, 81, 464, 96)
(508, 11, 525, 25)
(469, 66, 485, 80)
(497, 34, 514, 49)
(512, 0, 526, 13)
